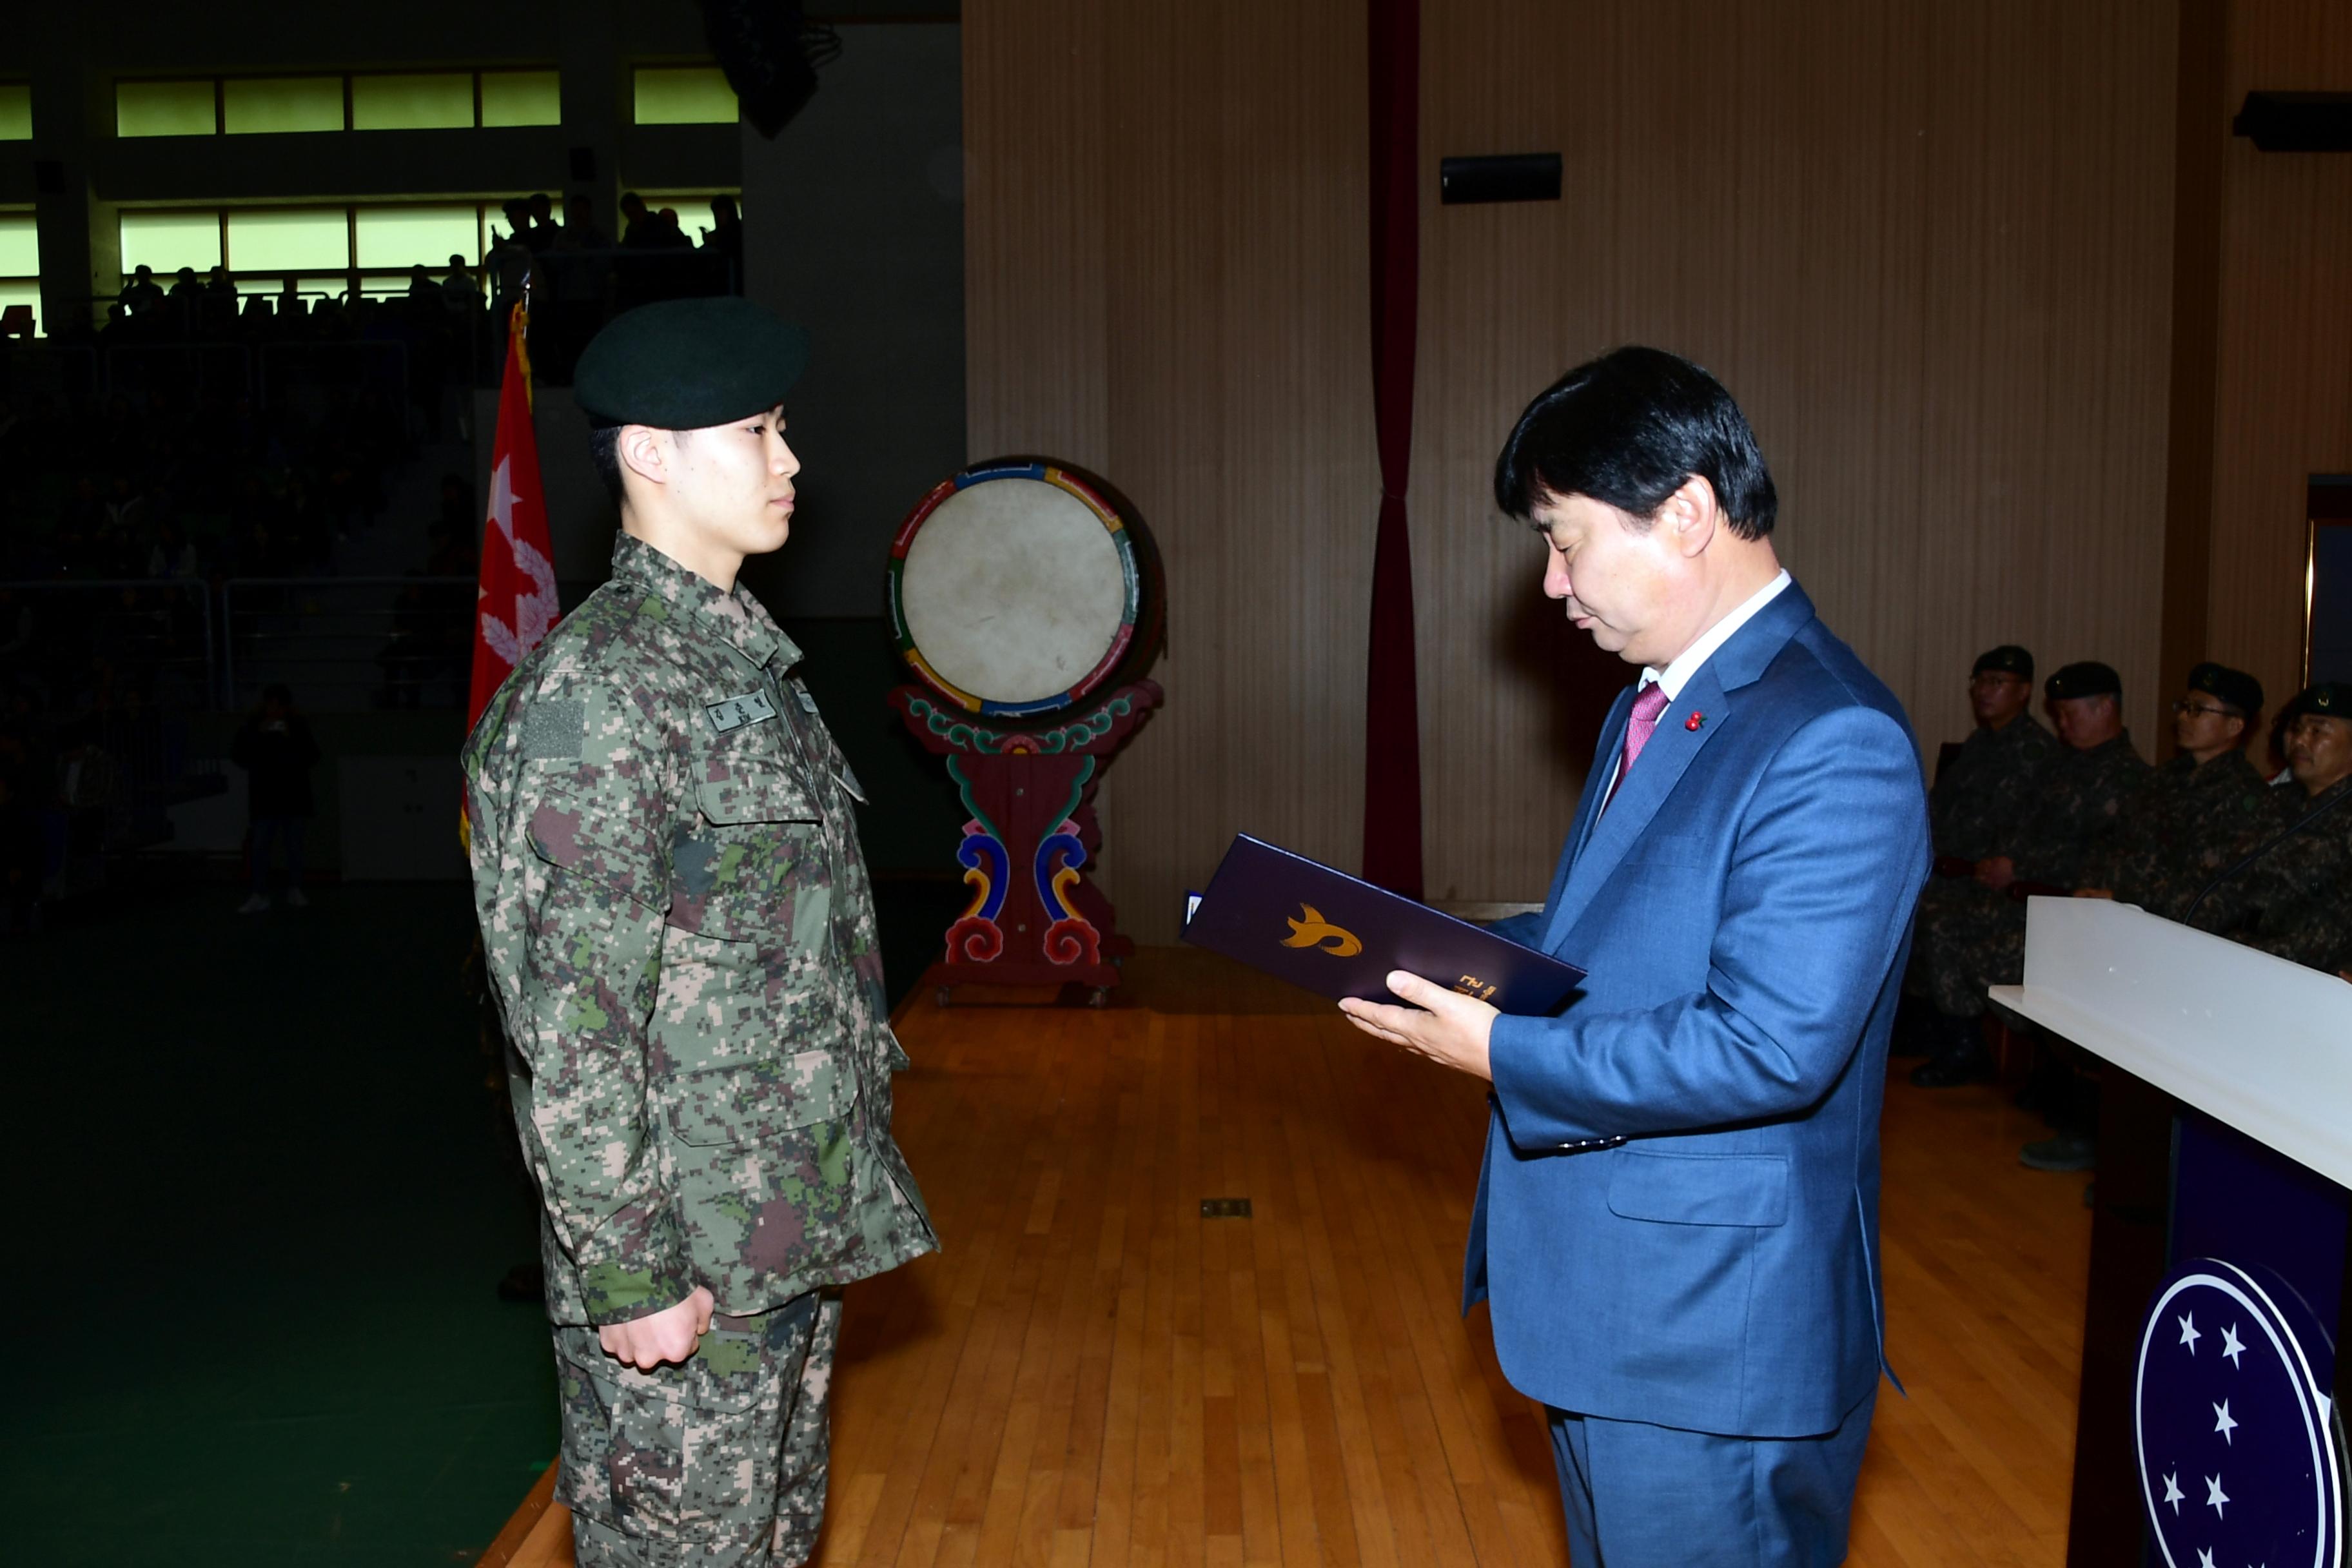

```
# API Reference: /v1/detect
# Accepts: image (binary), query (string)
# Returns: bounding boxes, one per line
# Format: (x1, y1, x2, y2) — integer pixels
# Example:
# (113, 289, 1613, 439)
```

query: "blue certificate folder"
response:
(1181, 833, 1587, 1011)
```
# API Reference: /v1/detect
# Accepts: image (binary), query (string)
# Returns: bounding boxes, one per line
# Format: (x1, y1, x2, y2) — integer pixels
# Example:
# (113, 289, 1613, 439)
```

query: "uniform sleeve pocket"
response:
(666, 1052, 855, 1146)
(1606, 1150, 1788, 1227)
(526, 783, 669, 910)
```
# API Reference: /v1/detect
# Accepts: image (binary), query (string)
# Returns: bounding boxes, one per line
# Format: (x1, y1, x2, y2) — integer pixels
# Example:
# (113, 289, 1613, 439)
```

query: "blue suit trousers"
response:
(1549, 1395, 1875, 1567)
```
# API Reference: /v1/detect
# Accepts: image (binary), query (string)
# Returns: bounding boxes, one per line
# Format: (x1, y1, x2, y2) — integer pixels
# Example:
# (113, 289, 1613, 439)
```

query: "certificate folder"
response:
(1182, 833, 1587, 1012)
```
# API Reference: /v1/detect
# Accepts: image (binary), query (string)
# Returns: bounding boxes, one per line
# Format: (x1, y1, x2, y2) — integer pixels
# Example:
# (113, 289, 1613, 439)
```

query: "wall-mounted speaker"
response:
(1439, 153, 1562, 206)
(2233, 92, 2352, 153)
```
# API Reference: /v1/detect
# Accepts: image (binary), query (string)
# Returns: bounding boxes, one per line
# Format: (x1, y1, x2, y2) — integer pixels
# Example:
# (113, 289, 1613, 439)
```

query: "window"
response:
(118, 79, 219, 139)
(0, 211, 38, 335)
(114, 70, 559, 137)
(355, 206, 481, 272)
(479, 71, 560, 128)
(226, 209, 349, 272)
(351, 74, 474, 132)
(119, 210, 223, 276)
(632, 67, 738, 126)
(223, 76, 343, 135)
(0, 84, 30, 142)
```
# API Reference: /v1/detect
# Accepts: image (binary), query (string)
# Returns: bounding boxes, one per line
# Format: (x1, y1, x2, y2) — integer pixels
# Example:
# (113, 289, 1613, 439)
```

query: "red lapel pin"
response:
(1685, 712, 1705, 732)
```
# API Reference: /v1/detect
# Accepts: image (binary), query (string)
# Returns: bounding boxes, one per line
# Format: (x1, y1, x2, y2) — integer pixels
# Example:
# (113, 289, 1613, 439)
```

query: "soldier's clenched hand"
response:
(599, 1286, 716, 1369)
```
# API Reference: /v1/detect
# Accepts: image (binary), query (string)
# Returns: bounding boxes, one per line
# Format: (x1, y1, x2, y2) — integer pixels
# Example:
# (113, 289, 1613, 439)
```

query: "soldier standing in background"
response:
(1908, 661, 2149, 1088)
(2197, 682, 2352, 974)
(461, 297, 936, 1568)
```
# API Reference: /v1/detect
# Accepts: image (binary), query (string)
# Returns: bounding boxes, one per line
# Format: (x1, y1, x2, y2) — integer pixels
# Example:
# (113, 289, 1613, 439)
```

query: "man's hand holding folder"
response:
(1338, 973, 1500, 1081)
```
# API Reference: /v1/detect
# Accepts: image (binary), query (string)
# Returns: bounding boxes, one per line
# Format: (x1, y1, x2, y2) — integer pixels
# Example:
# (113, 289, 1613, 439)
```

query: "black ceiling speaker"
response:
(2233, 92, 2352, 152)
(700, 0, 843, 140)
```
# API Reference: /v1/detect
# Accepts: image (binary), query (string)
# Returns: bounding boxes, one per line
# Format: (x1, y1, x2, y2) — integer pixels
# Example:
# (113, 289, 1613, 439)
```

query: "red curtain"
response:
(1362, 0, 1424, 896)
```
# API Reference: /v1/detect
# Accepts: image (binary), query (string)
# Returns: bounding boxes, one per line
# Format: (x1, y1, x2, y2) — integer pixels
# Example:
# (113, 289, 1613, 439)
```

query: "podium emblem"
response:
(2135, 1259, 2342, 1567)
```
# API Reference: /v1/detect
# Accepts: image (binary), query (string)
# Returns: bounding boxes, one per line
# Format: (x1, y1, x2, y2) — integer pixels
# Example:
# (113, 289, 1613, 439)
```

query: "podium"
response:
(1990, 899, 2352, 1567)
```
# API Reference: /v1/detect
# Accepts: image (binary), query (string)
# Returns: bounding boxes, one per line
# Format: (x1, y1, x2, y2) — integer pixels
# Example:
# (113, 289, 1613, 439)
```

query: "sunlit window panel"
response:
(226, 209, 349, 274)
(480, 70, 560, 128)
(357, 206, 480, 270)
(117, 80, 217, 138)
(632, 67, 737, 125)
(223, 76, 344, 135)
(0, 214, 37, 279)
(0, 282, 41, 336)
(119, 210, 223, 275)
(0, 85, 31, 142)
(351, 73, 473, 131)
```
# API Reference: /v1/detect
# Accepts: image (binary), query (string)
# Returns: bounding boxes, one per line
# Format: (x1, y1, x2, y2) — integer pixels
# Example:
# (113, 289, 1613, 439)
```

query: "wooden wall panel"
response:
(1413, 0, 2179, 901)
(969, 0, 2181, 924)
(966, 1, 1379, 941)
(2205, 1, 2352, 718)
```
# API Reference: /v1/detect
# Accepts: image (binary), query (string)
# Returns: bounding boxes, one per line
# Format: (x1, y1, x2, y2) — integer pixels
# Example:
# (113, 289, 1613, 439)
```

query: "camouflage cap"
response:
(574, 297, 809, 429)
(2185, 662, 2263, 716)
(2046, 660, 2122, 701)
(2286, 681, 2352, 722)
(1973, 645, 2034, 680)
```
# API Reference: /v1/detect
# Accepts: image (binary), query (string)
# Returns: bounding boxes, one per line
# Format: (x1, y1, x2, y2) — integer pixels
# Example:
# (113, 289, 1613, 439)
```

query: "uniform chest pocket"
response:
(666, 765, 825, 942)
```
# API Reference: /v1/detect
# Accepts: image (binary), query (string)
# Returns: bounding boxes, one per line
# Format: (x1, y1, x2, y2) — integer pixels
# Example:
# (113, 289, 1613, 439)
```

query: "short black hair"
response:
(1493, 346, 1777, 539)
(588, 423, 623, 501)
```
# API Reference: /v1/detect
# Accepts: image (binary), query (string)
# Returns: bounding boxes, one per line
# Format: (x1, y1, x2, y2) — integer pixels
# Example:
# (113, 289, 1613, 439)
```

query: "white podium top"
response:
(1988, 898, 2352, 1191)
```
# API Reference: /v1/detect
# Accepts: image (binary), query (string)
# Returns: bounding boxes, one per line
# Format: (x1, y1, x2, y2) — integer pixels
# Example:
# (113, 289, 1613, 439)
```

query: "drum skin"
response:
(888, 459, 1163, 718)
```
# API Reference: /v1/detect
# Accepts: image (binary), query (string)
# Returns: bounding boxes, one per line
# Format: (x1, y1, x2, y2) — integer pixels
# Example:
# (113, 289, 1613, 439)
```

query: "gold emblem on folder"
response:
(1282, 904, 1363, 957)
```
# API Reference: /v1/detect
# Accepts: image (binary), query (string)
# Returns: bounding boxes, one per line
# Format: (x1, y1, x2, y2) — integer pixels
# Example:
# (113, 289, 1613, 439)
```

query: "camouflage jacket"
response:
(1929, 715, 2061, 861)
(1996, 730, 2150, 889)
(461, 533, 936, 1328)
(2084, 749, 2278, 920)
(2200, 774, 2352, 973)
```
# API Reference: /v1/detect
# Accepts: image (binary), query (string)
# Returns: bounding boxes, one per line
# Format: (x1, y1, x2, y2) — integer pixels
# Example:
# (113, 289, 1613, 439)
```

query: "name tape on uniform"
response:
(705, 690, 779, 734)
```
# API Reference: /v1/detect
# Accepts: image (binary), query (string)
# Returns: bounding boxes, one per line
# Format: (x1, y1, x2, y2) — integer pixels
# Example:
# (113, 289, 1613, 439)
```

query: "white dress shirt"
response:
(1601, 569, 1794, 799)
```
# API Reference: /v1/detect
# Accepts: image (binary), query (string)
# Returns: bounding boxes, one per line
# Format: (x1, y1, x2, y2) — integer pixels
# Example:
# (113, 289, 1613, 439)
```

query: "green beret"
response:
(2046, 660, 2122, 701)
(573, 297, 809, 429)
(2186, 662, 2262, 716)
(2287, 682, 2352, 721)
(1973, 645, 2034, 680)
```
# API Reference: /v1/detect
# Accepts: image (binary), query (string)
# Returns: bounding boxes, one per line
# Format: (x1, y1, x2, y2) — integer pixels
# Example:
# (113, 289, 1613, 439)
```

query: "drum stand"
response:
(889, 680, 1162, 1006)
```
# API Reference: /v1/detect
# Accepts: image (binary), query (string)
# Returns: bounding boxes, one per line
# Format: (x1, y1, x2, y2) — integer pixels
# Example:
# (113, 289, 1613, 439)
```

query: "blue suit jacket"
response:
(1473, 581, 1929, 1439)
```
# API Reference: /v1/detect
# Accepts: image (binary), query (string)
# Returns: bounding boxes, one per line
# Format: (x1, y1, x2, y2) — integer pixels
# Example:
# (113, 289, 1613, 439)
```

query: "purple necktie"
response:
(1603, 680, 1671, 813)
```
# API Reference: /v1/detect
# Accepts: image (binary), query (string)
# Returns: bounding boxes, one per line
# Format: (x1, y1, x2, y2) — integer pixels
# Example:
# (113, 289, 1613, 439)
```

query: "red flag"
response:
(468, 301, 559, 731)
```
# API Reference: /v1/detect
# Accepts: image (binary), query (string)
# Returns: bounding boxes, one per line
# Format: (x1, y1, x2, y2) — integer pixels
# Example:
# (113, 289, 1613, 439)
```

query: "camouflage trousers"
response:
(554, 1288, 842, 1567)
(1904, 879, 2025, 1020)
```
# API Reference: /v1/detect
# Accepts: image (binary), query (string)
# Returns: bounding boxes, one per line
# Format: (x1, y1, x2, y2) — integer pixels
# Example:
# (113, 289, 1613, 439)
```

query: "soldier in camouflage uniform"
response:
(2197, 682, 2352, 974)
(460, 297, 936, 1567)
(1928, 645, 2061, 866)
(2077, 662, 2275, 920)
(1908, 660, 2148, 1087)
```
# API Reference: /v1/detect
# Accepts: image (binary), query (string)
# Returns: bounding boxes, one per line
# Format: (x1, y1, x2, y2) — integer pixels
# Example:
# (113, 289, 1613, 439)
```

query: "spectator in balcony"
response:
(702, 195, 743, 266)
(653, 206, 694, 250)
(238, 288, 273, 341)
(618, 190, 656, 248)
(275, 277, 309, 338)
(233, 683, 320, 914)
(441, 254, 477, 316)
(146, 517, 200, 582)
(201, 266, 240, 337)
(523, 191, 559, 255)
(119, 265, 166, 319)
(166, 268, 204, 333)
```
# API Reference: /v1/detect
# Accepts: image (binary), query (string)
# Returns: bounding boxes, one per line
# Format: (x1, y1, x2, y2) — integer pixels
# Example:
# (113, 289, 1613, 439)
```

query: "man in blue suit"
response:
(1342, 348, 1929, 1565)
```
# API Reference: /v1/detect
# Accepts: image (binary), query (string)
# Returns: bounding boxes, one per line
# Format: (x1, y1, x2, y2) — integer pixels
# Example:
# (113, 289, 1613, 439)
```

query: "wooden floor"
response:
(485, 948, 2090, 1567)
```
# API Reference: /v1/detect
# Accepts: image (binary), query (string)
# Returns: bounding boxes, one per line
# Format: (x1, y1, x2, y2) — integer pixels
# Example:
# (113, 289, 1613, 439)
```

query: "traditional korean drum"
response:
(887, 460, 1162, 719)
